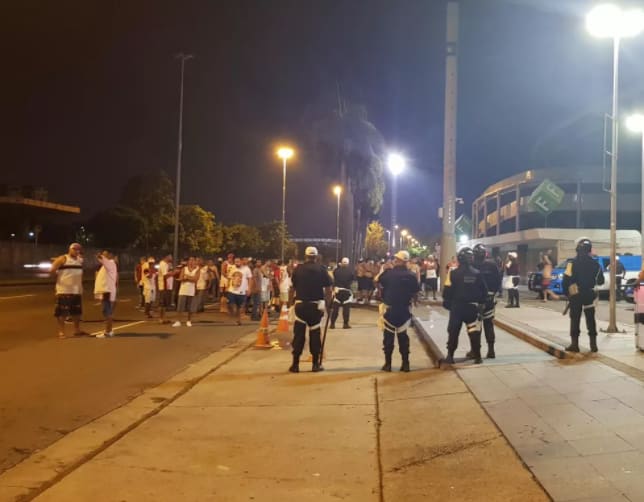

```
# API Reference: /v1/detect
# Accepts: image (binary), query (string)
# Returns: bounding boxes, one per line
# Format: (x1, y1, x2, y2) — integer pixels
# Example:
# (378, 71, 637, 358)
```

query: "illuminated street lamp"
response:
(277, 146, 295, 262)
(387, 153, 406, 249)
(626, 113, 644, 258)
(587, 4, 644, 332)
(333, 185, 342, 263)
(400, 229, 408, 249)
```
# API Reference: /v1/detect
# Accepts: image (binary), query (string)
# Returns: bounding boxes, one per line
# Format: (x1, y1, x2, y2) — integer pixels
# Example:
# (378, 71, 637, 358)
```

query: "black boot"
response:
(472, 350, 483, 364)
(312, 354, 324, 372)
(381, 353, 392, 372)
(486, 344, 496, 359)
(444, 350, 455, 365)
(505, 290, 514, 307)
(343, 324, 351, 329)
(589, 336, 598, 353)
(330, 323, 335, 329)
(514, 290, 520, 308)
(400, 355, 410, 372)
(566, 337, 580, 352)
(288, 355, 300, 373)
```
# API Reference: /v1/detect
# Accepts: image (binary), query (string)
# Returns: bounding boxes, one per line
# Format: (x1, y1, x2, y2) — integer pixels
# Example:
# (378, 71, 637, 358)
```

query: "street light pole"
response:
(277, 147, 294, 263)
(587, 4, 644, 332)
(333, 185, 342, 263)
(173, 53, 193, 262)
(387, 153, 405, 251)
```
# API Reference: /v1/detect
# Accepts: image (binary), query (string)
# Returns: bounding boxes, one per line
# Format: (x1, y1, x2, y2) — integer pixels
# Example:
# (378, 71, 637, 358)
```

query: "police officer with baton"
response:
(442, 247, 487, 364)
(288, 247, 333, 373)
(330, 257, 354, 329)
(376, 250, 420, 372)
(563, 237, 604, 352)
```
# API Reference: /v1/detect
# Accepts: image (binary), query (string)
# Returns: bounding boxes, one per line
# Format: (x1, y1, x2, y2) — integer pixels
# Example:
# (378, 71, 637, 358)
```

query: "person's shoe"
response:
(312, 362, 324, 372)
(288, 363, 299, 373)
(381, 362, 392, 372)
(106, 331, 114, 337)
(172, 321, 181, 328)
(186, 321, 192, 327)
(589, 337, 598, 353)
(565, 341, 580, 352)
(95, 333, 105, 339)
(505, 304, 514, 308)
(330, 324, 335, 329)
(342, 324, 351, 329)
(472, 355, 483, 364)
(465, 350, 474, 358)
(486, 346, 496, 359)
(444, 355, 455, 365)
(400, 360, 410, 372)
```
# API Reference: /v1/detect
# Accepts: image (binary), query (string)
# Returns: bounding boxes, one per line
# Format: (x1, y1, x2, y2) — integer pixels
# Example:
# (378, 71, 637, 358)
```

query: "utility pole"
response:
(440, 1, 458, 286)
(173, 53, 194, 262)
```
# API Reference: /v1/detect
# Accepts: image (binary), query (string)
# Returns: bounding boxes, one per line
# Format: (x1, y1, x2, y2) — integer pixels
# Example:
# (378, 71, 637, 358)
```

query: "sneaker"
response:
(172, 321, 181, 328)
(186, 321, 192, 327)
(95, 333, 105, 339)
(105, 331, 114, 337)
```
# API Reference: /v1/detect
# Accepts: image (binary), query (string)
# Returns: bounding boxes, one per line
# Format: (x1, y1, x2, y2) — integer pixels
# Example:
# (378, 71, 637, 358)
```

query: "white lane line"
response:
(0, 294, 36, 300)
(89, 320, 146, 337)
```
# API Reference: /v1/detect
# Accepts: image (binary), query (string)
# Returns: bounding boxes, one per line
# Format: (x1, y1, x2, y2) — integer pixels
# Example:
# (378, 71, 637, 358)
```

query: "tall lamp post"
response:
(400, 229, 408, 250)
(333, 185, 342, 263)
(277, 146, 294, 263)
(387, 153, 405, 250)
(626, 113, 644, 258)
(587, 4, 644, 332)
(173, 53, 194, 262)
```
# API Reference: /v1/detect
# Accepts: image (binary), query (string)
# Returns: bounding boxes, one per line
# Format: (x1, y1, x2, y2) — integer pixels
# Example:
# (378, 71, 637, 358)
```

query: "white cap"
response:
(341, 257, 350, 265)
(394, 250, 410, 261)
(305, 246, 318, 256)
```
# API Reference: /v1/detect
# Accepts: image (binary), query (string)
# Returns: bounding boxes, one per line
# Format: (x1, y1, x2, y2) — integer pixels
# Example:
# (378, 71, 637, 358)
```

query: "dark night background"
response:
(2, 0, 644, 241)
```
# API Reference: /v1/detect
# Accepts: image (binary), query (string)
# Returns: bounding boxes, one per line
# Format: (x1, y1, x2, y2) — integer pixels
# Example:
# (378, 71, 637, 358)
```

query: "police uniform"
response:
(442, 247, 487, 364)
(562, 238, 604, 352)
(472, 244, 502, 359)
(377, 251, 420, 372)
(331, 258, 354, 329)
(289, 247, 332, 372)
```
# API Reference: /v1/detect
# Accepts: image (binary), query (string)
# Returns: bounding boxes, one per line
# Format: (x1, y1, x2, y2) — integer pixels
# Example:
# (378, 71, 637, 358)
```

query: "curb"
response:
(411, 315, 443, 368)
(493, 317, 572, 360)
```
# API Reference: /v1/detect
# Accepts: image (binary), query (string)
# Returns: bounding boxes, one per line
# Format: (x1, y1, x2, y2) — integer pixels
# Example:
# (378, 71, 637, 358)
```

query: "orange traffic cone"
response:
(254, 309, 272, 349)
(276, 304, 290, 334)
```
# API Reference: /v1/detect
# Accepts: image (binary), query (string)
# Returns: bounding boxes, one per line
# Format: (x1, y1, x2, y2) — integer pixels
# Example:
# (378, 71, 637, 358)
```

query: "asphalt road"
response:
(0, 282, 257, 473)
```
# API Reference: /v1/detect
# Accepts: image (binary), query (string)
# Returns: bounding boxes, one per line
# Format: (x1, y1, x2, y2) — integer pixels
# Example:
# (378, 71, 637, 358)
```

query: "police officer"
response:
(330, 257, 354, 329)
(562, 237, 604, 352)
(471, 244, 502, 359)
(442, 247, 487, 364)
(376, 250, 420, 372)
(288, 247, 333, 373)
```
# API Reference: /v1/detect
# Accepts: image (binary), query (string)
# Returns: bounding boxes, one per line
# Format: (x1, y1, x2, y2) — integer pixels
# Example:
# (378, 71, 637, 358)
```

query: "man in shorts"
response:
(157, 254, 174, 324)
(94, 250, 118, 338)
(51, 243, 86, 339)
(227, 257, 252, 325)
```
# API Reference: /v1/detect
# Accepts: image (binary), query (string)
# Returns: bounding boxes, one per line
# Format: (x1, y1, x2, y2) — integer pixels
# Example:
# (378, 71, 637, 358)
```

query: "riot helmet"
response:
(457, 246, 474, 265)
(473, 244, 487, 263)
(575, 237, 592, 255)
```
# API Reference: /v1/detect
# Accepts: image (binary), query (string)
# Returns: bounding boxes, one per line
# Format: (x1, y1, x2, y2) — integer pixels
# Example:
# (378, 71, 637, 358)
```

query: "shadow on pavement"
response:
(113, 332, 173, 339)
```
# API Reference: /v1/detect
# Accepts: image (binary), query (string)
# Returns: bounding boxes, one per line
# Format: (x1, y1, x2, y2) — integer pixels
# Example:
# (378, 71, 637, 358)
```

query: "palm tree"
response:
(309, 98, 386, 261)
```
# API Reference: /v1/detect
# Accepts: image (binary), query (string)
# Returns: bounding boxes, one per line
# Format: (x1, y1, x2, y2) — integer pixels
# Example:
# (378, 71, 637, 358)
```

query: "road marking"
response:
(89, 320, 146, 337)
(0, 294, 36, 300)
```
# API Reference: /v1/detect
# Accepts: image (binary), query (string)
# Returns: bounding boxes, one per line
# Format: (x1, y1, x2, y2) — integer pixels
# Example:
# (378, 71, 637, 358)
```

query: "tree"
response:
(119, 171, 175, 251)
(221, 224, 264, 257)
(179, 205, 222, 255)
(257, 221, 297, 259)
(87, 206, 145, 248)
(309, 99, 386, 262)
(364, 221, 388, 259)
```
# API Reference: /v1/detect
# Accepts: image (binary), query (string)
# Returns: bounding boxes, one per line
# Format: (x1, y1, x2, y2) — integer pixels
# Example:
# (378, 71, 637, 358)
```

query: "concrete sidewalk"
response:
(417, 302, 644, 501)
(1, 309, 546, 502)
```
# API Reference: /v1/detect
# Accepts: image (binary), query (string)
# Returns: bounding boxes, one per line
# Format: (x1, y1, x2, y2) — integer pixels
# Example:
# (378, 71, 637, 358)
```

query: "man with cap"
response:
(330, 257, 355, 329)
(442, 247, 488, 364)
(563, 237, 604, 352)
(50, 243, 86, 339)
(288, 246, 333, 373)
(375, 250, 420, 372)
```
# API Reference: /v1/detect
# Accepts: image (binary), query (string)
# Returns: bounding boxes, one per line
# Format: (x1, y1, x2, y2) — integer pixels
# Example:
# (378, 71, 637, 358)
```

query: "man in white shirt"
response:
(157, 254, 174, 324)
(94, 250, 118, 338)
(227, 257, 252, 325)
(50, 242, 86, 339)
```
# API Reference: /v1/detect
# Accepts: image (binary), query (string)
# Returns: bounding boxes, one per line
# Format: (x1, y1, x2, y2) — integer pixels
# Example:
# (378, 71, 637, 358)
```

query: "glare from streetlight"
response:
(401, 229, 408, 237)
(333, 185, 342, 196)
(387, 153, 405, 176)
(626, 113, 644, 133)
(277, 147, 294, 160)
(586, 4, 644, 38)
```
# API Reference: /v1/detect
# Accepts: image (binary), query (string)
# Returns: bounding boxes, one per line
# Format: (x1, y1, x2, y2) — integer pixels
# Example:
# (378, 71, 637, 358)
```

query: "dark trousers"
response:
(331, 302, 350, 325)
(382, 305, 411, 358)
(292, 302, 324, 358)
(569, 292, 597, 339)
(447, 303, 481, 354)
(481, 297, 496, 345)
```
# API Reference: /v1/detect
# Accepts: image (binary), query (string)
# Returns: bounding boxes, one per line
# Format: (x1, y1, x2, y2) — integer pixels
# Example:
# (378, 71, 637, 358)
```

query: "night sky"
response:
(3, 0, 644, 241)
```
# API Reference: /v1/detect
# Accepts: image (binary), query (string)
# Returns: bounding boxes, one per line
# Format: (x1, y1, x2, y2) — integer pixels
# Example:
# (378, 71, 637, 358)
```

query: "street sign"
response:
(454, 214, 472, 236)
(527, 179, 565, 216)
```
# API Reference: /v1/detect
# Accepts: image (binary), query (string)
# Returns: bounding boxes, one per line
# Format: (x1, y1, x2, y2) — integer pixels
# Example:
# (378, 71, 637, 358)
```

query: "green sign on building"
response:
(527, 179, 565, 216)
(455, 214, 472, 237)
